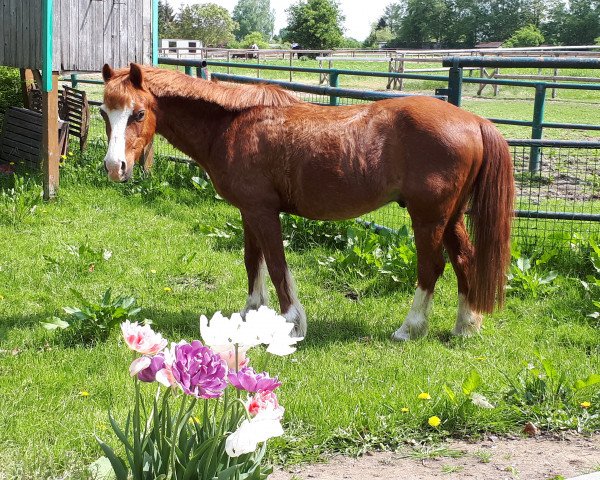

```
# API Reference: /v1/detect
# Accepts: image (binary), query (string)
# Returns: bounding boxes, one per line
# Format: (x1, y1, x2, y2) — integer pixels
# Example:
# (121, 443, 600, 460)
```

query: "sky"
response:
(166, 0, 391, 41)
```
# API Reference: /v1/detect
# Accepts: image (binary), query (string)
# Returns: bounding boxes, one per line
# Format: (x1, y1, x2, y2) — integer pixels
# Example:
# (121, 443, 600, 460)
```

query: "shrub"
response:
(0, 67, 22, 120)
(504, 25, 545, 48)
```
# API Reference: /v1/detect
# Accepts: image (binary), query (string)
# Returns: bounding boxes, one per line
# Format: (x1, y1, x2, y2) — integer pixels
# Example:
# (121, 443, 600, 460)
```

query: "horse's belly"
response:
(293, 187, 398, 221)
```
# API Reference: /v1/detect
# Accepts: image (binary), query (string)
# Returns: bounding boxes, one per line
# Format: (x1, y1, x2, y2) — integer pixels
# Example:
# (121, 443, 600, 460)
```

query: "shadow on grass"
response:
(142, 307, 374, 347)
(0, 312, 52, 338)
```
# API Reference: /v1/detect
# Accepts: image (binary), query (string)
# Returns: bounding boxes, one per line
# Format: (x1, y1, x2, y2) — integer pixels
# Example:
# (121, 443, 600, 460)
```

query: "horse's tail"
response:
(468, 120, 514, 313)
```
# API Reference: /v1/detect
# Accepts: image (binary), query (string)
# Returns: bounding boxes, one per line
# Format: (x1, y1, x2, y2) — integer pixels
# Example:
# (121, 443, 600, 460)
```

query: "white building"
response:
(159, 39, 203, 58)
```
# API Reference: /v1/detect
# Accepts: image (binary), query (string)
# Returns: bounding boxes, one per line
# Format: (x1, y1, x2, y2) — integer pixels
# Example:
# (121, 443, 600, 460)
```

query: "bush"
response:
(0, 67, 22, 120)
(504, 25, 545, 48)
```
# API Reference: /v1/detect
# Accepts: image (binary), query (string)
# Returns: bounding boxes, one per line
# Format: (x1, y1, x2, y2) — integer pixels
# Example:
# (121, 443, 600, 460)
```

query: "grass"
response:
(0, 147, 599, 478)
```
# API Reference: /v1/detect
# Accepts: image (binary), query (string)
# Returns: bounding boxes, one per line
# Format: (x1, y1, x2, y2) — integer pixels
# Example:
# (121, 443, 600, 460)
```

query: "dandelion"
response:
(150, 269, 157, 274)
(68, 151, 74, 156)
(418, 392, 431, 400)
(581, 401, 591, 409)
(79, 391, 90, 397)
(60, 155, 67, 160)
(9, 162, 15, 165)
(401, 407, 409, 413)
(164, 287, 172, 292)
(428, 416, 441, 427)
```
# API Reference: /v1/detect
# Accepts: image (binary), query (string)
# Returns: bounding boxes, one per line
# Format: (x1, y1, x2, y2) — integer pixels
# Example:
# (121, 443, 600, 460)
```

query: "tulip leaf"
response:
(96, 437, 129, 480)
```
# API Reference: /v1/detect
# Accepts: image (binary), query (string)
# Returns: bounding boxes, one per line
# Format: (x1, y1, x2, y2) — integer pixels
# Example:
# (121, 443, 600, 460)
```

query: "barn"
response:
(0, 0, 157, 198)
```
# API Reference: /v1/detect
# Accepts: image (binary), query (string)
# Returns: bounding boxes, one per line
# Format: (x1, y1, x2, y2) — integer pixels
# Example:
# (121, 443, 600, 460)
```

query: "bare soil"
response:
(272, 434, 600, 480)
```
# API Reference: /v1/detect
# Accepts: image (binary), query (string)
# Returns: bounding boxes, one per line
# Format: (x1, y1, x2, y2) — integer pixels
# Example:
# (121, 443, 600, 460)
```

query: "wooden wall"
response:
(0, 0, 42, 69)
(0, 0, 152, 71)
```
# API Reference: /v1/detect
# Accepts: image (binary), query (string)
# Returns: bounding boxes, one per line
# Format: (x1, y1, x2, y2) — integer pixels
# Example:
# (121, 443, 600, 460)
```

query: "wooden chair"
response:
(0, 107, 69, 170)
(28, 85, 90, 151)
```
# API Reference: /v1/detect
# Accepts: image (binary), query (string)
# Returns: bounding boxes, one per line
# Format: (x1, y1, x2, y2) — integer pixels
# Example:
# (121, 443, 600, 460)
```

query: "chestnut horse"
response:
(100, 63, 514, 340)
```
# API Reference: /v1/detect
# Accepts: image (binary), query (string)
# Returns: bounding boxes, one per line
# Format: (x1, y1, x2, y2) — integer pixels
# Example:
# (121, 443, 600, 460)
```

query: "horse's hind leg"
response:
(242, 210, 307, 337)
(392, 221, 446, 341)
(241, 215, 269, 316)
(443, 216, 482, 336)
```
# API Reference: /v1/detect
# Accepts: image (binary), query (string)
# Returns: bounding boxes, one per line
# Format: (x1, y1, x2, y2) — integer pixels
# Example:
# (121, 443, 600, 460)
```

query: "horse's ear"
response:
(102, 64, 114, 83)
(129, 63, 144, 90)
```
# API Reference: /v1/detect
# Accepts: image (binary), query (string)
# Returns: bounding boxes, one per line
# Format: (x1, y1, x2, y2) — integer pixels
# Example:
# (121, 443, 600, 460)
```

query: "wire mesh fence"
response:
(85, 103, 600, 250)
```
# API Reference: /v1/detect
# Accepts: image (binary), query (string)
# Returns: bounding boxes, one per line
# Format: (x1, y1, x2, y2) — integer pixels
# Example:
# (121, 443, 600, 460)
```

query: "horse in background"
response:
(100, 63, 514, 341)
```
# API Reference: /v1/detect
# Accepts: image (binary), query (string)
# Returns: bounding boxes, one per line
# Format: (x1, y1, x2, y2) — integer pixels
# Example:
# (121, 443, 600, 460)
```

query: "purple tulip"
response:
(228, 366, 281, 393)
(137, 354, 166, 383)
(171, 340, 227, 399)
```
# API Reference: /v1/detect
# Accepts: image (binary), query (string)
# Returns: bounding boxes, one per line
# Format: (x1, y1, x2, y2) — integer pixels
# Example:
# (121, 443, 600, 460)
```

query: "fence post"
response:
(184, 66, 193, 76)
(529, 83, 546, 173)
(70, 73, 78, 88)
(329, 71, 340, 106)
(447, 60, 463, 107)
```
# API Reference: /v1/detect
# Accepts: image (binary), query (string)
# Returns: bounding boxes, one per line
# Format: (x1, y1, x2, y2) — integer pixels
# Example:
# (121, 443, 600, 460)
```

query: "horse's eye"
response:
(134, 110, 146, 122)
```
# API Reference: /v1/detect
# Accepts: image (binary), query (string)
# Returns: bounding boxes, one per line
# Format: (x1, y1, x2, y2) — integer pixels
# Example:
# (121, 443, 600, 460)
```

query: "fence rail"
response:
(70, 55, 600, 245)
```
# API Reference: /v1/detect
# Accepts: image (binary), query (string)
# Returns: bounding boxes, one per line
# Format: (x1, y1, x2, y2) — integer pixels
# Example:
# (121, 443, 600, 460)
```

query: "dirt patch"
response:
(272, 434, 600, 480)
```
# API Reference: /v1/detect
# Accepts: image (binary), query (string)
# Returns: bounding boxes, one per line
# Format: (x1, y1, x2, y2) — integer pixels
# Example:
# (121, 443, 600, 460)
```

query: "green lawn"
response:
(0, 150, 599, 478)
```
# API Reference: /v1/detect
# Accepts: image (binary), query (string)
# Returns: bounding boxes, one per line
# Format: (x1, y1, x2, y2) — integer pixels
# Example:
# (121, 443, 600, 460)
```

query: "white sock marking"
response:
(392, 286, 432, 341)
(453, 294, 482, 336)
(243, 258, 268, 312)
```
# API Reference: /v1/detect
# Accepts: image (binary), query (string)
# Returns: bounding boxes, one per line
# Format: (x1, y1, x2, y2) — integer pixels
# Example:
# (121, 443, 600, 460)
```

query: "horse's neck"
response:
(153, 96, 232, 170)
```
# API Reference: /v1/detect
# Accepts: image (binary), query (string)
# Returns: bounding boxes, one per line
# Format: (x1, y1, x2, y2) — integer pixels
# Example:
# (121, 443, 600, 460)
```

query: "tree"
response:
(503, 24, 545, 47)
(158, 1, 176, 38)
(235, 31, 271, 49)
(283, 0, 345, 49)
(232, 0, 275, 41)
(176, 3, 237, 46)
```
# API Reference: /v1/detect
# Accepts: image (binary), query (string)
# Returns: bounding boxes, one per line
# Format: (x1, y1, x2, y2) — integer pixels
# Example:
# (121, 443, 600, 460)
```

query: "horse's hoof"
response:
(283, 305, 307, 338)
(391, 328, 411, 342)
(452, 312, 483, 337)
(391, 321, 428, 342)
(452, 324, 482, 337)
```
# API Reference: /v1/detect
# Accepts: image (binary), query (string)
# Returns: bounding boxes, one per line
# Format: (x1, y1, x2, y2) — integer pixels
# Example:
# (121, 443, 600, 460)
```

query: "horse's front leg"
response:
(242, 210, 307, 337)
(241, 214, 269, 316)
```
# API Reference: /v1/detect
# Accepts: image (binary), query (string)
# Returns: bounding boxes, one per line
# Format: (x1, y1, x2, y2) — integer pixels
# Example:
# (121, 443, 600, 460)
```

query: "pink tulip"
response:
(121, 320, 167, 355)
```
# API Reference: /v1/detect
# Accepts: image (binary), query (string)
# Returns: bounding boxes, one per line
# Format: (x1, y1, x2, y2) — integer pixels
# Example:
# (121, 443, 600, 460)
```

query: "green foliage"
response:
(581, 238, 600, 321)
(158, 0, 177, 38)
(232, 0, 275, 41)
(42, 289, 141, 346)
(381, 0, 597, 48)
(596, 37, 600, 46)
(283, 0, 345, 49)
(281, 215, 352, 250)
(0, 67, 22, 120)
(43, 238, 113, 274)
(176, 3, 237, 47)
(506, 250, 559, 298)
(504, 24, 545, 47)
(339, 37, 363, 49)
(0, 176, 42, 227)
(99, 387, 272, 480)
(236, 31, 270, 49)
(503, 354, 599, 430)
(320, 225, 417, 292)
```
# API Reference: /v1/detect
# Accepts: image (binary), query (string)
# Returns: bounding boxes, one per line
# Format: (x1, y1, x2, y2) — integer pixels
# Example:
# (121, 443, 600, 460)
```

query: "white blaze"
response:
(101, 104, 133, 170)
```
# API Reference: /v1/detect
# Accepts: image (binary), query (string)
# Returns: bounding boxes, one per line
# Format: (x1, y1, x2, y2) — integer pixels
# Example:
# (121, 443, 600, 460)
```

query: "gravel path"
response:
(271, 434, 600, 480)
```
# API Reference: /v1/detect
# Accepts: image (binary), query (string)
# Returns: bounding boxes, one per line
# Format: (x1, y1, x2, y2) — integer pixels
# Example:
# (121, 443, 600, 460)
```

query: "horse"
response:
(100, 63, 514, 341)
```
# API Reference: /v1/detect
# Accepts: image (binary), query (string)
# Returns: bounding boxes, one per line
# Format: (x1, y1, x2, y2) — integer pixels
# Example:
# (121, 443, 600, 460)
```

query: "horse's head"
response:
(101, 63, 157, 182)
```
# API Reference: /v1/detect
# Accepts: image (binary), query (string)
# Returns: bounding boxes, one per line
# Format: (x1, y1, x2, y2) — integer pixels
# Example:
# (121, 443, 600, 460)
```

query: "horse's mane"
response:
(109, 66, 300, 111)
